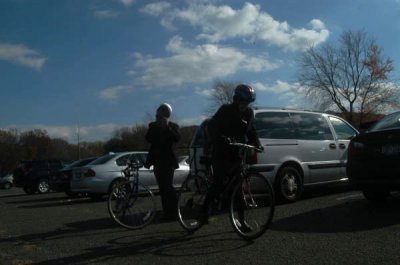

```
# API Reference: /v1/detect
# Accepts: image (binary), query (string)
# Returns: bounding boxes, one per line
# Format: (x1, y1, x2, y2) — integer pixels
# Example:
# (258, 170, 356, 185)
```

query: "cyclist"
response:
(145, 103, 180, 220)
(202, 84, 263, 230)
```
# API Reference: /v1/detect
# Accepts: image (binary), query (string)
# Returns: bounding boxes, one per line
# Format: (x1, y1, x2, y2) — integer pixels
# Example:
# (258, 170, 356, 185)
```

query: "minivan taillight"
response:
(84, 169, 96, 177)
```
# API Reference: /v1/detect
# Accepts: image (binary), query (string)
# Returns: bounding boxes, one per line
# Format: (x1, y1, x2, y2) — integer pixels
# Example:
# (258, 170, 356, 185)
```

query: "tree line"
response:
(0, 125, 197, 176)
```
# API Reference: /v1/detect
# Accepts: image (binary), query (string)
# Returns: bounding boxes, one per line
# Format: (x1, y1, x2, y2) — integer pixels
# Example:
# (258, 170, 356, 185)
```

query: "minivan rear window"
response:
(255, 112, 295, 139)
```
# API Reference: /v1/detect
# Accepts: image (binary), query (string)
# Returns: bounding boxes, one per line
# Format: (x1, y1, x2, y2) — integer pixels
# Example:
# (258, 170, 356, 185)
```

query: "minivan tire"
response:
(275, 166, 303, 203)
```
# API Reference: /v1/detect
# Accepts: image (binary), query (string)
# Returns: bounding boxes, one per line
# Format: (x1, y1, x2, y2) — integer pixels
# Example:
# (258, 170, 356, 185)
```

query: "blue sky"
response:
(1, 0, 400, 143)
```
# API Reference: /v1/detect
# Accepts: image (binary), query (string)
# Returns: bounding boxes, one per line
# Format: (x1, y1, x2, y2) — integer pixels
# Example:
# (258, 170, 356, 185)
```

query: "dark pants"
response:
(203, 156, 243, 218)
(154, 162, 177, 216)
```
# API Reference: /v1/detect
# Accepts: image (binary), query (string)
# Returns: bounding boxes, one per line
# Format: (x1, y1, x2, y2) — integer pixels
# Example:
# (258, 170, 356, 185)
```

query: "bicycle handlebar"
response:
(229, 142, 264, 152)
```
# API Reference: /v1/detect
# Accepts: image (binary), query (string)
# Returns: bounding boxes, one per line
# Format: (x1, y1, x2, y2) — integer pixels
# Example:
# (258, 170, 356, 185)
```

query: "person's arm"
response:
(166, 122, 180, 143)
(145, 122, 160, 143)
(246, 109, 261, 148)
(208, 105, 230, 145)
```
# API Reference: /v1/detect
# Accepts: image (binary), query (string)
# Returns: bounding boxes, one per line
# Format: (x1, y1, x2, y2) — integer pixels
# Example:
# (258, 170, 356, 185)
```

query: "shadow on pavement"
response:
(272, 194, 400, 233)
(30, 230, 251, 265)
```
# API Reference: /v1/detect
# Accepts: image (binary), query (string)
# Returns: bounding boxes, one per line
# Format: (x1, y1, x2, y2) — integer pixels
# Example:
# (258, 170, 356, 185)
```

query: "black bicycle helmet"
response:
(233, 84, 256, 102)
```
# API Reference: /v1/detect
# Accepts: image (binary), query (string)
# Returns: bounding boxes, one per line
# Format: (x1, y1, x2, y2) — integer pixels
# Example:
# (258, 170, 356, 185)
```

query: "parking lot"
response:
(1, 187, 400, 265)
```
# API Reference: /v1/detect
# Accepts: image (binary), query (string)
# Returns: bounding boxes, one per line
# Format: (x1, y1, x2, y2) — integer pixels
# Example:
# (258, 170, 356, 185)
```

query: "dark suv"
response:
(14, 159, 69, 194)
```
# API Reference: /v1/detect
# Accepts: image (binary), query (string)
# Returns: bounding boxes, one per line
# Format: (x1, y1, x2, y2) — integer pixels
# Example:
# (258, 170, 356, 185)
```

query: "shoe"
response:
(233, 218, 253, 232)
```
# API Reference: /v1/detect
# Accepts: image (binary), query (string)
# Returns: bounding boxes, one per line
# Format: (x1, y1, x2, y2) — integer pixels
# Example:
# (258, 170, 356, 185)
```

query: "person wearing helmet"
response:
(201, 84, 263, 230)
(145, 103, 180, 220)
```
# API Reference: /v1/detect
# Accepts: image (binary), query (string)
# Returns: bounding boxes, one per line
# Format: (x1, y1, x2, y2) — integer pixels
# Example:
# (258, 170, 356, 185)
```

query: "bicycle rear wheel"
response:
(177, 175, 209, 232)
(230, 172, 275, 240)
(108, 180, 156, 229)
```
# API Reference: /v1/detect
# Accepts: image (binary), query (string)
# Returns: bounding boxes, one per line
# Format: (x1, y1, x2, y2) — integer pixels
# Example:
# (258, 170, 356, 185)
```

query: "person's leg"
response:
(154, 163, 177, 218)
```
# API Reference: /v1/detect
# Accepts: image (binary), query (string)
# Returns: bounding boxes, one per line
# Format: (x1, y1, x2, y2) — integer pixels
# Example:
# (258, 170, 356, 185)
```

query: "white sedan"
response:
(70, 151, 189, 199)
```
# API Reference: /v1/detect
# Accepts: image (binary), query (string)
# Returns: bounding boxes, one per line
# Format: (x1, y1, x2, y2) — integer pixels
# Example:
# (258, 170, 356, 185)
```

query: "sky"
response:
(1, 0, 400, 143)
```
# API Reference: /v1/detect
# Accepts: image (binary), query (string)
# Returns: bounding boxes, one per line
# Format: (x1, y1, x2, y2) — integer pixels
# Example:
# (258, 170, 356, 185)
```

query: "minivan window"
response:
(255, 112, 294, 139)
(192, 120, 209, 147)
(328, 116, 358, 140)
(290, 113, 333, 140)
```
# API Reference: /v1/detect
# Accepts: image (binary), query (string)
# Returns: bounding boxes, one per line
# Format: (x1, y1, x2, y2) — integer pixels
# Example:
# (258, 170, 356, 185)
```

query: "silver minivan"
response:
(189, 108, 359, 202)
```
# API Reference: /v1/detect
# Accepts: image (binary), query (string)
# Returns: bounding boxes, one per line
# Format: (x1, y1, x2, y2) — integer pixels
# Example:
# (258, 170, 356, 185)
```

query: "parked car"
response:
(347, 111, 400, 202)
(50, 157, 98, 197)
(13, 159, 69, 194)
(0, 174, 14, 189)
(70, 152, 190, 199)
(190, 108, 359, 202)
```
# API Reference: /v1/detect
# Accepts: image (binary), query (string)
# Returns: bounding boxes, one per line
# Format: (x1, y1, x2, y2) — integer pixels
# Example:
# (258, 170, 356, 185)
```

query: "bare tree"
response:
(205, 80, 238, 115)
(297, 30, 399, 126)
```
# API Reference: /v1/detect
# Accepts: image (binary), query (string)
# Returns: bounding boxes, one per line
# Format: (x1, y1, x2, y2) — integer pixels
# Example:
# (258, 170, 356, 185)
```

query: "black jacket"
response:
(145, 121, 180, 169)
(208, 103, 260, 159)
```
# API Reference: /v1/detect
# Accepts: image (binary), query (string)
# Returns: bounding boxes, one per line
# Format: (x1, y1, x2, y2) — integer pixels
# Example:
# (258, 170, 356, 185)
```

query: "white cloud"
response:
(195, 87, 214, 97)
(99, 85, 133, 101)
(252, 80, 297, 93)
(140, 1, 171, 16)
(131, 35, 280, 88)
(94, 9, 120, 19)
(0, 43, 46, 71)
(253, 80, 310, 109)
(119, 0, 136, 7)
(146, 2, 329, 51)
(178, 115, 208, 126)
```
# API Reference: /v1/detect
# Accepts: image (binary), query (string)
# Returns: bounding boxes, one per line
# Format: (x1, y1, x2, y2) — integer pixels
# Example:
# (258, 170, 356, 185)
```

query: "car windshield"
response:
(369, 112, 400, 132)
(88, 154, 118, 165)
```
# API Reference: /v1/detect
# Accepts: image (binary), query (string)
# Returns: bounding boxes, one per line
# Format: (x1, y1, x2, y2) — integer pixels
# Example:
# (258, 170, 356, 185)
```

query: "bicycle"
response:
(108, 159, 156, 229)
(177, 142, 275, 240)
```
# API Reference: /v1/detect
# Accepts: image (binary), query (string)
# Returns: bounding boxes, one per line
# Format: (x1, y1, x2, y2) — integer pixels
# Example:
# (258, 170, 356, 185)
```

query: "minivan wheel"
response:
(275, 166, 303, 203)
(37, 179, 50, 193)
(362, 190, 390, 202)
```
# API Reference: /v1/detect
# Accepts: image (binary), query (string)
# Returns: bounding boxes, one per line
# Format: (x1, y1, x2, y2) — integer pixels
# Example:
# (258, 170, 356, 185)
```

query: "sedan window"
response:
(369, 112, 400, 132)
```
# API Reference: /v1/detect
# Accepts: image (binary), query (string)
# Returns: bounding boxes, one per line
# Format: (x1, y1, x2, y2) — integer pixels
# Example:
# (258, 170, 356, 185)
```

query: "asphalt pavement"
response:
(1, 186, 400, 265)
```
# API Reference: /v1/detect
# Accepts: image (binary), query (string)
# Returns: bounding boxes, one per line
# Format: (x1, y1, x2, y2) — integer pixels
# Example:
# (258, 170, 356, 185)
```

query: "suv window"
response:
(255, 112, 295, 139)
(290, 113, 333, 140)
(328, 116, 357, 140)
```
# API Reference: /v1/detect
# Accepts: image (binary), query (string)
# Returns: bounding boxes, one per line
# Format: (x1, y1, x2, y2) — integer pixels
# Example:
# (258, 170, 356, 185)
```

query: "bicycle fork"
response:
(241, 178, 257, 208)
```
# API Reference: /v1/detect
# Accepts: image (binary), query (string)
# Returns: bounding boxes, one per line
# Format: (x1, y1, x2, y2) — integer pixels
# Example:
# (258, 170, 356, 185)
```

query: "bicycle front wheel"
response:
(230, 172, 275, 240)
(108, 180, 156, 229)
(177, 174, 209, 232)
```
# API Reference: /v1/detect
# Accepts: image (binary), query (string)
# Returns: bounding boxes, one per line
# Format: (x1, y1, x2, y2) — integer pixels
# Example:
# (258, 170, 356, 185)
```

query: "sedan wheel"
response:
(275, 166, 303, 203)
(37, 179, 50, 193)
(3, 182, 12, 190)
